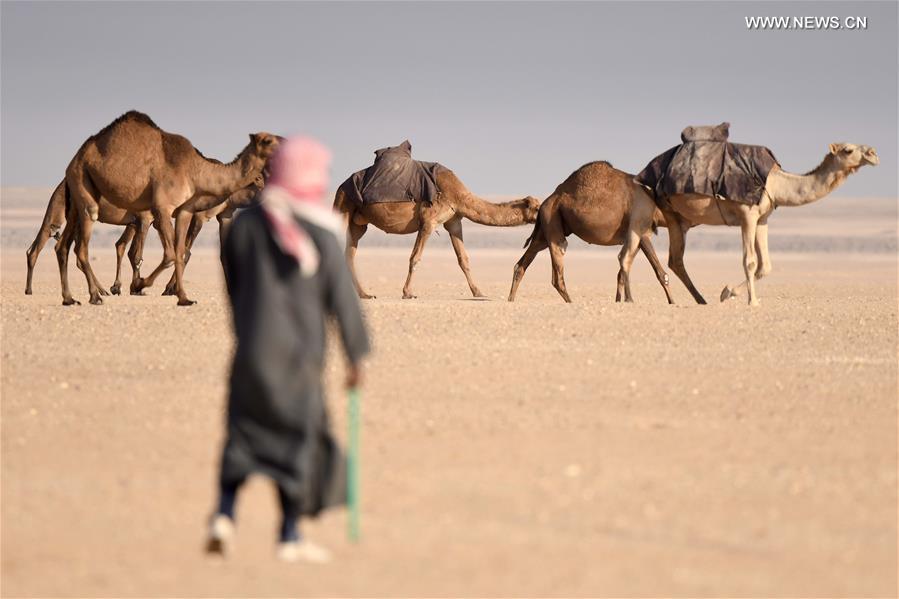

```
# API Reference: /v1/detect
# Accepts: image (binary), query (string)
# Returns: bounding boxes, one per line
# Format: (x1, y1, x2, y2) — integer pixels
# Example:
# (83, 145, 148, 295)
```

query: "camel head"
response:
(522, 196, 541, 223)
(249, 132, 280, 160)
(238, 132, 280, 182)
(828, 142, 879, 173)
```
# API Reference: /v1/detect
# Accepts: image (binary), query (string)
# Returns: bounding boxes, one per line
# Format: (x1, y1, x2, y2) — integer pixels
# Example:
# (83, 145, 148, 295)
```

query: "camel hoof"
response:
(720, 286, 736, 302)
(130, 289, 146, 296)
(360, 294, 376, 300)
(161, 286, 176, 296)
(89, 295, 103, 305)
(62, 297, 80, 306)
(110, 284, 122, 296)
(98, 287, 110, 297)
(25, 288, 32, 296)
(749, 299, 761, 307)
(402, 294, 417, 300)
(177, 298, 197, 307)
(472, 291, 486, 299)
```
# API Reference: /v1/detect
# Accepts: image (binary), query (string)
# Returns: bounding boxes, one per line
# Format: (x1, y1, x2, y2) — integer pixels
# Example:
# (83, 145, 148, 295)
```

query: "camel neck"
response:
(766, 156, 849, 207)
(194, 149, 258, 197)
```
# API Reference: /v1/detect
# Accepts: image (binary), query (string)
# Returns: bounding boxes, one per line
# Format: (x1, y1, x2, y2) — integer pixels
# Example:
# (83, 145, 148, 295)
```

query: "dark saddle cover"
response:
(343, 140, 446, 206)
(635, 123, 779, 206)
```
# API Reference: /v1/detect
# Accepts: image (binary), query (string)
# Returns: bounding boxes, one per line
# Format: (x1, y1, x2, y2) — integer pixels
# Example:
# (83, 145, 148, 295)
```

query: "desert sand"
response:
(1, 189, 897, 597)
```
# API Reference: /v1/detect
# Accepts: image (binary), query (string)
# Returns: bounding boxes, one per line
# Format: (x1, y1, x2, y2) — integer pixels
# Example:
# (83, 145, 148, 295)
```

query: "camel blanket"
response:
(635, 122, 779, 206)
(342, 140, 447, 205)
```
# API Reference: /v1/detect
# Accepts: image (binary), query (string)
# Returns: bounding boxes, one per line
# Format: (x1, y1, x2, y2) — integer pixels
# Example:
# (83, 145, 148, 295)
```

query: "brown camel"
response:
(620, 143, 879, 306)
(508, 161, 673, 303)
(333, 169, 539, 299)
(25, 180, 153, 296)
(59, 111, 278, 305)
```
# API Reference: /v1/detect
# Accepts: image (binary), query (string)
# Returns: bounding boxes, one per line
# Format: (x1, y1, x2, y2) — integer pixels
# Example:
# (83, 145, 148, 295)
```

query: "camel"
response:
(160, 181, 262, 295)
(619, 143, 879, 306)
(25, 180, 153, 296)
(508, 161, 674, 303)
(59, 110, 278, 305)
(333, 169, 540, 299)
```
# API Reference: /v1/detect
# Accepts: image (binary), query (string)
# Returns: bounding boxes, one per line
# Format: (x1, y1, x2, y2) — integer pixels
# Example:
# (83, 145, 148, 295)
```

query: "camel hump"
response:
(579, 160, 614, 172)
(116, 110, 159, 129)
(161, 133, 208, 166)
(94, 110, 161, 138)
(559, 160, 616, 188)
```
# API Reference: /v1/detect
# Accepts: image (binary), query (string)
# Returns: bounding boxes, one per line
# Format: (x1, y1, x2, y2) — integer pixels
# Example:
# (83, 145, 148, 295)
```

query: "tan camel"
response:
(508, 161, 673, 303)
(25, 180, 153, 296)
(333, 169, 539, 299)
(620, 143, 879, 306)
(59, 111, 277, 305)
(160, 181, 262, 295)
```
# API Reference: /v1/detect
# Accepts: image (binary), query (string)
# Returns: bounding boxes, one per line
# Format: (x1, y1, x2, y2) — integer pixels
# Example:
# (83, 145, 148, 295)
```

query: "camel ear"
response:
(829, 143, 843, 154)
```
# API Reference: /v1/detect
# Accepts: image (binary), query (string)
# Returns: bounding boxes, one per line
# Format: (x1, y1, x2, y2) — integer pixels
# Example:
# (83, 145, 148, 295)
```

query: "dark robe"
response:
(635, 123, 779, 206)
(219, 205, 371, 517)
(341, 140, 446, 206)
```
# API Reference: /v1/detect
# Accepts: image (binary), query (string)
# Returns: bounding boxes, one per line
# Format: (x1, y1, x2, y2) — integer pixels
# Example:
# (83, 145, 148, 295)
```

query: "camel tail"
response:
(332, 185, 353, 227)
(522, 217, 542, 248)
(332, 187, 346, 213)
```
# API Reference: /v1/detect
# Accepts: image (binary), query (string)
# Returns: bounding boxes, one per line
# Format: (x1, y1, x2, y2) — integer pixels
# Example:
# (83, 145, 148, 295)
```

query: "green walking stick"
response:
(347, 387, 361, 542)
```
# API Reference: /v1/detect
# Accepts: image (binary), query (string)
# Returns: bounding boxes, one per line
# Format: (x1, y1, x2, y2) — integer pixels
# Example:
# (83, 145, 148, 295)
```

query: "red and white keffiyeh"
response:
(261, 137, 342, 277)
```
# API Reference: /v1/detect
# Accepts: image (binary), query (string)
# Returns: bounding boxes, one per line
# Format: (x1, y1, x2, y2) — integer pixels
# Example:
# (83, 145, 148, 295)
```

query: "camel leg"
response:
(128, 217, 151, 295)
(616, 228, 641, 303)
(346, 220, 375, 299)
(508, 227, 549, 302)
(73, 212, 102, 305)
(55, 211, 79, 306)
(402, 221, 436, 299)
(26, 181, 67, 294)
(740, 211, 761, 306)
(68, 226, 108, 297)
(548, 242, 571, 303)
(25, 222, 56, 295)
(721, 222, 771, 301)
(666, 216, 706, 304)
(172, 208, 196, 305)
(164, 215, 202, 296)
(133, 207, 176, 293)
(541, 214, 571, 303)
(444, 216, 484, 298)
(66, 177, 105, 305)
(111, 225, 136, 295)
(82, 264, 110, 297)
(639, 237, 674, 304)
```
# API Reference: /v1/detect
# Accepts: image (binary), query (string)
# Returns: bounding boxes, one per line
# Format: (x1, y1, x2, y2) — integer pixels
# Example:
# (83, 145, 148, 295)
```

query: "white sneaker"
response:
(276, 539, 332, 563)
(205, 514, 235, 557)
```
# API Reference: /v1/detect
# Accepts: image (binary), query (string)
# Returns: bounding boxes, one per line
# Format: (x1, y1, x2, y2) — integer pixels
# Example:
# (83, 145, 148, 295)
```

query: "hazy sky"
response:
(1, 1, 896, 197)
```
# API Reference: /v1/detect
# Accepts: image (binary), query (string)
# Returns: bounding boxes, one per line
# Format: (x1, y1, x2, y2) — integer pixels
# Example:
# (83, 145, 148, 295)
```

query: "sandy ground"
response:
(1, 192, 897, 597)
